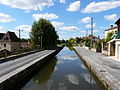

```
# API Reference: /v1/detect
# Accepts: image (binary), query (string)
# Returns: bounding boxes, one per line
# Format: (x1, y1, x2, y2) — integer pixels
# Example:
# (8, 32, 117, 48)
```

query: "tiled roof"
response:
(0, 33, 5, 39)
(115, 18, 120, 24)
(105, 26, 117, 31)
(0, 31, 20, 42)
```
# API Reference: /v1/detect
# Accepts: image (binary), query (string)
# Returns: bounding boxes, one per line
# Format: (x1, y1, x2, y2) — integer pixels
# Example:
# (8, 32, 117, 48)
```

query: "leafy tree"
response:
(30, 18, 59, 48)
(96, 40, 102, 52)
(68, 38, 75, 44)
(85, 39, 91, 47)
(21, 38, 28, 42)
(60, 39, 66, 43)
(106, 32, 114, 42)
(75, 37, 81, 43)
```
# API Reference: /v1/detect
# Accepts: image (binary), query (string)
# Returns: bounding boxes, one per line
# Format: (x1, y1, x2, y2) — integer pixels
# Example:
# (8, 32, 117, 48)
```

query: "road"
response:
(0, 50, 55, 79)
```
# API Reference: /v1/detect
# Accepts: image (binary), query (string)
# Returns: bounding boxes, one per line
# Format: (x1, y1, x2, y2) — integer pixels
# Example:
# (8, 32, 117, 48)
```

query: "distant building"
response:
(0, 31, 20, 52)
(21, 42, 29, 48)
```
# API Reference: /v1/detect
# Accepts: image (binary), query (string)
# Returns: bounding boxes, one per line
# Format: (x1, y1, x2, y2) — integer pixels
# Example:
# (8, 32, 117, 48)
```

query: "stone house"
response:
(0, 31, 20, 52)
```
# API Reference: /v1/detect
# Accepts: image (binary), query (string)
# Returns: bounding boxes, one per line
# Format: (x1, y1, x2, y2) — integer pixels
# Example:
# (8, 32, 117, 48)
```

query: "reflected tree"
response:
(33, 57, 57, 84)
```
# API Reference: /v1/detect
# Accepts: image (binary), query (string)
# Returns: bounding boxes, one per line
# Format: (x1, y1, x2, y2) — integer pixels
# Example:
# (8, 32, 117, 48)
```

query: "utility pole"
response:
(18, 29, 23, 54)
(91, 17, 93, 48)
(18, 29, 21, 48)
(41, 32, 42, 48)
(86, 29, 88, 37)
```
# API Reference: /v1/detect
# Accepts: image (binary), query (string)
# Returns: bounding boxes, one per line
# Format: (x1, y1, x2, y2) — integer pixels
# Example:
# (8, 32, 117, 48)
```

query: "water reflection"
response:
(59, 55, 78, 61)
(21, 47, 101, 90)
(80, 73, 95, 85)
(33, 57, 57, 84)
(66, 74, 79, 85)
(67, 46, 73, 51)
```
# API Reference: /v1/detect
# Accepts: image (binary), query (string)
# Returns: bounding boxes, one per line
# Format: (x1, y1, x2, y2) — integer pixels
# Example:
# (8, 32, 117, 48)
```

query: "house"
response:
(0, 31, 20, 52)
(115, 18, 120, 60)
(105, 25, 117, 38)
(104, 26, 117, 56)
(103, 18, 120, 60)
(21, 42, 29, 48)
(81, 35, 100, 51)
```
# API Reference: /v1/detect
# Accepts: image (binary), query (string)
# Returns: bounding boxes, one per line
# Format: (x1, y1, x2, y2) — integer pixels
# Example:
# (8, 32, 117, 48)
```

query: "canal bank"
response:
(74, 46, 120, 90)
(0, 47, 63, 90)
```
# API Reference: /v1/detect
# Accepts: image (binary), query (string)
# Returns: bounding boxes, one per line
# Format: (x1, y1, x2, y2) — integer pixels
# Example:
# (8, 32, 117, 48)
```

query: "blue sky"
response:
(0, 0, 120, 40)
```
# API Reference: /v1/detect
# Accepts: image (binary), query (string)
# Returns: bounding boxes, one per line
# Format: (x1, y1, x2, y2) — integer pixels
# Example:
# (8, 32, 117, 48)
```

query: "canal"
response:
(21, 47, 101, 90)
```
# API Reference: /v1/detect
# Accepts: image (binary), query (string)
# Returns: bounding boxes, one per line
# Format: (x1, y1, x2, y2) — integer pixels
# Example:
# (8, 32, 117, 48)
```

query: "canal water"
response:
(21, 47, 101, 90)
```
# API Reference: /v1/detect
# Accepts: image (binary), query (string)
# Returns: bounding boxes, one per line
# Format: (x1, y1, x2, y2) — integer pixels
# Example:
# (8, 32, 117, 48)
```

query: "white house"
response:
(105, 25, 117, 38)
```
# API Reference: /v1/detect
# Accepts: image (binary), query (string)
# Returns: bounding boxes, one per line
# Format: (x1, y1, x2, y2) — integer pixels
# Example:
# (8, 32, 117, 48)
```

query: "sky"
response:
(0, 0, 120, 40)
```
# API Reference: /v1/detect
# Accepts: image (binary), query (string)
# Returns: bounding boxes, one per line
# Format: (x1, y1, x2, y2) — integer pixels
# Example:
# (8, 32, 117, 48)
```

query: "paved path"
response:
(0, 50, 55, 83)
(74, 47, 120, 90)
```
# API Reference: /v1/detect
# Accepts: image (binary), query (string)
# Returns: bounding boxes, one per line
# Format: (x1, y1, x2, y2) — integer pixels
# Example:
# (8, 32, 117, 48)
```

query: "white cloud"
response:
(0, 0, 54, 11)
(93, 30, 99, 33)
(32, 13, 59, 21)
(100, 26, 105, 29)
(66, 1, 80, 12)
(66, 74, 79, 85)
(0, 26, 3, 30)
(104, 14, 117, 21)
(80, 74, 95, 84)
(82, 1, 120, 13)
(0, 26, 6, 33)
(60, 0, 65, 3)
(80, 17, 91, 23)
(15, 25, 31, 32)
(0, 13, 15, 23)
(85, 23, 96, 29)
(80, 30, 85, 33)
(51, 21, 64, 27)
(60, 26, 79, 31)
(59, 55, 78, 60)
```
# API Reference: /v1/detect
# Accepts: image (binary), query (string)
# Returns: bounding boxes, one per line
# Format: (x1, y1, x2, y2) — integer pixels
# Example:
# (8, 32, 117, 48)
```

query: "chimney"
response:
(110, 25, 113, 28)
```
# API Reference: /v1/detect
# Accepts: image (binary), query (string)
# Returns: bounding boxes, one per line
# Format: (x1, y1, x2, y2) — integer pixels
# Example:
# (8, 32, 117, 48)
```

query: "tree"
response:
(68, 38, 75, 44)
(21, 38, 28, 42)
(75, 37, 81, 43)
(30, 18, 59, 48)
(106, 32, 114, 42)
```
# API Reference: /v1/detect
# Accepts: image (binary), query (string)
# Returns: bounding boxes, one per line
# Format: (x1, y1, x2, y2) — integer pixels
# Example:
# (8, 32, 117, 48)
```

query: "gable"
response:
(0, 31, 20, 42)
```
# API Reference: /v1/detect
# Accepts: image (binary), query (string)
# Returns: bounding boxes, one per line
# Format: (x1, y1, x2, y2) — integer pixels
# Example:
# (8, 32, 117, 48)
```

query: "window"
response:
(4, 44, 6, 47)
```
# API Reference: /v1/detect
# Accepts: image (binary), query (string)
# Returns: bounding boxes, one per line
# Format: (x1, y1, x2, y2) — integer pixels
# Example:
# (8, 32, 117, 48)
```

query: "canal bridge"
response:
(0, 47, 63, 90)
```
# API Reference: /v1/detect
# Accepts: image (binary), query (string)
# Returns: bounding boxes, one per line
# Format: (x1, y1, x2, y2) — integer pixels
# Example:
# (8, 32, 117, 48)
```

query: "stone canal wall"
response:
(0, 47, 63, 90)
(74, 47, 120, 90)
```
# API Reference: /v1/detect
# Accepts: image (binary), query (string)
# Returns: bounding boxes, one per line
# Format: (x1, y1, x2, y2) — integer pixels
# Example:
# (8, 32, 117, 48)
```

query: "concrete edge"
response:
(0, 46, 64, 90)
(73, 47, 120, 90)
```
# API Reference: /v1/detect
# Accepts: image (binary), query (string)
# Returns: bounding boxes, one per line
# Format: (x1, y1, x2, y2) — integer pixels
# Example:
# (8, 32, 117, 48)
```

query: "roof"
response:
(0, 31, 20, 42)
(81, 37, 89, 40)
(0, 33, 5, 39)
(105, 26, 117, 31)
(115, 18, 120, 24)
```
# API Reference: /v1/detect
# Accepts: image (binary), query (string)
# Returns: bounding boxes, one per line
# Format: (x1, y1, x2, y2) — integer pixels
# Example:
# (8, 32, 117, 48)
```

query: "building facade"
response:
(0, 31, 20, 52)
(105, 25, 117, 38)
